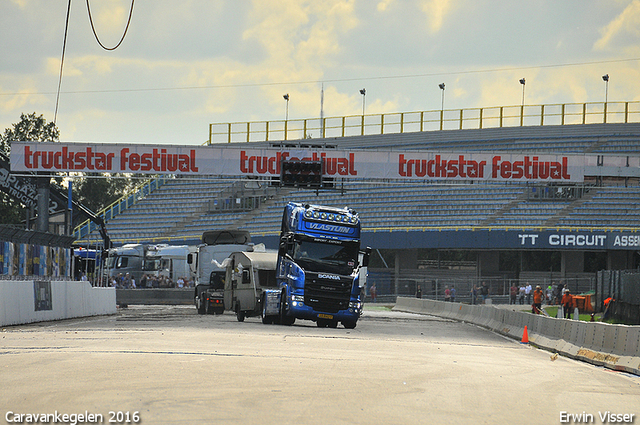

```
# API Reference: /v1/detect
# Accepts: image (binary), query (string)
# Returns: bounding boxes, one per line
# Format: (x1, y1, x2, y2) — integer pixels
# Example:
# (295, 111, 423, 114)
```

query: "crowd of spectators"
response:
(110, 273, 192, 289)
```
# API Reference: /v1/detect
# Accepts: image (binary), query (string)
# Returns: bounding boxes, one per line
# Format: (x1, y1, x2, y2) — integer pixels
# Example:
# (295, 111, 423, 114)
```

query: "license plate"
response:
(318, 313, 333, 319)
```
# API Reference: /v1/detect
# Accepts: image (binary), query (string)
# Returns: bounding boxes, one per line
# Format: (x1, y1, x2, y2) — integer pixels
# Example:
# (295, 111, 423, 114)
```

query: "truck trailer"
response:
(261, 202, 370, 329)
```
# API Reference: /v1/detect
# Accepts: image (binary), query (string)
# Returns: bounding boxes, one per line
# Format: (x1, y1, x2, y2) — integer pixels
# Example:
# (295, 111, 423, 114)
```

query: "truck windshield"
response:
(210, 271, 225, 290)
(143, 258, 161, 271)
(292, 239, 358, 275)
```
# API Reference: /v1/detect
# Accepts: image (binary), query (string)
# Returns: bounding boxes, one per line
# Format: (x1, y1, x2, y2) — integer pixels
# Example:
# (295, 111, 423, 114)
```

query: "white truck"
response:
(145, 245, 197, 284)
(193, 229, 254, 314)
(105, 243, 161, 284)
(106, 243, 196, 287)
(223, 250, 279, 321)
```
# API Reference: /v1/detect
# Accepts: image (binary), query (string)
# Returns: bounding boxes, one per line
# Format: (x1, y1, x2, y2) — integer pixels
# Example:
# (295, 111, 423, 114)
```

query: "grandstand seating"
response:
(74, 123, 640, 246)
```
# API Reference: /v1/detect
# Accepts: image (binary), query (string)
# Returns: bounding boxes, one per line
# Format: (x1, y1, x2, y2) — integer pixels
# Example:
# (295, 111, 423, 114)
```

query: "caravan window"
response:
(242, 269, 251, 284)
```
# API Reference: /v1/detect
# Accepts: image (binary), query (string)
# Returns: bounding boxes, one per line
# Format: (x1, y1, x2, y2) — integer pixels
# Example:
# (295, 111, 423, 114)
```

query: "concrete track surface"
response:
(2, 305, 639, 425)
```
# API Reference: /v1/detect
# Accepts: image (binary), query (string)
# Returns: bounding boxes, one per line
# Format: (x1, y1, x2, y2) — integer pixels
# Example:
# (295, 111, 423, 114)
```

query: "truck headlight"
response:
(349, 301, 362, 309)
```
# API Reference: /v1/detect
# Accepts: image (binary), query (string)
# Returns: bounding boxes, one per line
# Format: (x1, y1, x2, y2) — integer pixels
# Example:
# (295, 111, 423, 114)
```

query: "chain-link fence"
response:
(364, 269, 595, 305)
(597, 270, 640, 324)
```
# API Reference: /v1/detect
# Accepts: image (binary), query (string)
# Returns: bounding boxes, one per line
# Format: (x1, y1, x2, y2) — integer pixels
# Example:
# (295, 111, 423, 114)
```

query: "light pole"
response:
(283, 93, 290, 121)
(602, 74, 609, 123)
(359, 88, 366, 135)
(519, 78, 526, 126)
(283, 93, 289, 139)
(439, 83, 445, 130)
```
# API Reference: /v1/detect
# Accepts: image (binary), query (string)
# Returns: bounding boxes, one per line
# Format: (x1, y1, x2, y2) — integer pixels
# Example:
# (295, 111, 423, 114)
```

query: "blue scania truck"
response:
(261, 202, 370, 329)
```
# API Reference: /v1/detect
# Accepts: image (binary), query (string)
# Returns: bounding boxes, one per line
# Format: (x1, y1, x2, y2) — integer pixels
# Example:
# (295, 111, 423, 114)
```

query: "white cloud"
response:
(594, 0, 640, 50)
(419, 0, 455, 33)
(9, 0, 27, 8)
(377, 0, 394, 12)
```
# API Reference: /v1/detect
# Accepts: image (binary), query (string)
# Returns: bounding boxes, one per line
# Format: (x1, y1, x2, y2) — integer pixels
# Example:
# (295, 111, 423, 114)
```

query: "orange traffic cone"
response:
(521, 325, 529, 344)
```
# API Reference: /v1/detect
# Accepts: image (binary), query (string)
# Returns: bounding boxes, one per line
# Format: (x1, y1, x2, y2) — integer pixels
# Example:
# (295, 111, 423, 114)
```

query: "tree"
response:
(73, 174, 131, 213)
(1, 112, 59, 153)
(0, 113, 60, 225)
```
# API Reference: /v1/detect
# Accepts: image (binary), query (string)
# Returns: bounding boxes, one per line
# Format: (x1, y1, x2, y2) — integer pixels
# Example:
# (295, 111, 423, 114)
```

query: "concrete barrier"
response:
(1, 280, 116, 327)
(116, 288, 193, 306)
(394, 297, 640, 376)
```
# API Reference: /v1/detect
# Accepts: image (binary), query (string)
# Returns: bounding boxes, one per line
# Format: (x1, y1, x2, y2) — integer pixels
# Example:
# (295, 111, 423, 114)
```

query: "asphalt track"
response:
(1, 305, 639, 425)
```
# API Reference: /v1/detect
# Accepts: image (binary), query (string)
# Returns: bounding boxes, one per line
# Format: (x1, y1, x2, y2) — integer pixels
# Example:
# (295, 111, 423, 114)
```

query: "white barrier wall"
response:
(0, 280, 116, 327)
(394, 297, 640, 376)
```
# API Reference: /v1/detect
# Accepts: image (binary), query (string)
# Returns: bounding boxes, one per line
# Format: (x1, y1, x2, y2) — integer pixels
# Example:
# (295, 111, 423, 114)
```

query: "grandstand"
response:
(73, 121, 640, 299)
(76, 122, 640, 242)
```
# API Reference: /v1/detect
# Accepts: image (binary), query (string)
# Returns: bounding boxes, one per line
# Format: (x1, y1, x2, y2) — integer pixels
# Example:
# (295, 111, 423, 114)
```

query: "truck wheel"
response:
(236, 304, 245, 322)
(343, 320, 357, 329)
(328, 321, 338, 328)
(280, 291, 295, 326)
(206, 300, 216, 315)
(316, 320, 327, 328)
(195, 296, 206, 315)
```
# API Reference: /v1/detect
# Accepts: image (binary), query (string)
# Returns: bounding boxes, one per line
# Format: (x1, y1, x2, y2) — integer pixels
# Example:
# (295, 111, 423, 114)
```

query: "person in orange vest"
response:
(602, 297, 614, 320)
(561, 289, 574, 319)
(532, 285, 544, 314)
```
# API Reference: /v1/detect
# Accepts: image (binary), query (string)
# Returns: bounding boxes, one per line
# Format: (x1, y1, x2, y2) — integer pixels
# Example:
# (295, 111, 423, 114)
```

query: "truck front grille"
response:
(304, 272, 352, 313)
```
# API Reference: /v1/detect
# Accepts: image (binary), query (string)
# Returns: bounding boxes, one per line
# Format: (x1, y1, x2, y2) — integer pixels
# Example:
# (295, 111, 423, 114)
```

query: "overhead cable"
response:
(86, 0, 135, 51)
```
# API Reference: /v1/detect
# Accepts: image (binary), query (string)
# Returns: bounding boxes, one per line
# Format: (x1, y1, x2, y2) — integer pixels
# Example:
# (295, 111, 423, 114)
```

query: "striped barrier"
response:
(394, 297, 640, 376)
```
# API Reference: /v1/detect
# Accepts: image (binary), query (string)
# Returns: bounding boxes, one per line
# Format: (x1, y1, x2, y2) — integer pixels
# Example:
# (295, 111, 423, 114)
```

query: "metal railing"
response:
(73, 176, 167, 241)
(207, 101, 640, 144)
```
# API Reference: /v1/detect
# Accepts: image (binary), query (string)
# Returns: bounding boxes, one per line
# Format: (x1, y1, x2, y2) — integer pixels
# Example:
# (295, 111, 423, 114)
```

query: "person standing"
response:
(480, 282, 489, 303)
(370, 283, 377, 303)
(545, 285, 553, 305)
(509, 284, 518, 305)
(525, 283, 532, 305)
(532, 286, 544, 314)
(470, 284, 478, 305)
(444, 286, 451, 302)
(561, 289, 574, 319)
(450, 285, 456, 302)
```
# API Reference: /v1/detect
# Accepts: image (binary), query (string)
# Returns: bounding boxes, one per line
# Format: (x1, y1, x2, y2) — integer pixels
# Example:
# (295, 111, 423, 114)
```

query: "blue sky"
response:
(2, 0, 639, 144)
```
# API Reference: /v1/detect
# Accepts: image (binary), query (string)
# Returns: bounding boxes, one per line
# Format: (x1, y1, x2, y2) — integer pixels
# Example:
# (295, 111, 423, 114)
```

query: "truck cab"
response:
(262, 202, 370, 328)
(106, 244, 153, 284)
(145, 245, 197, 285)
